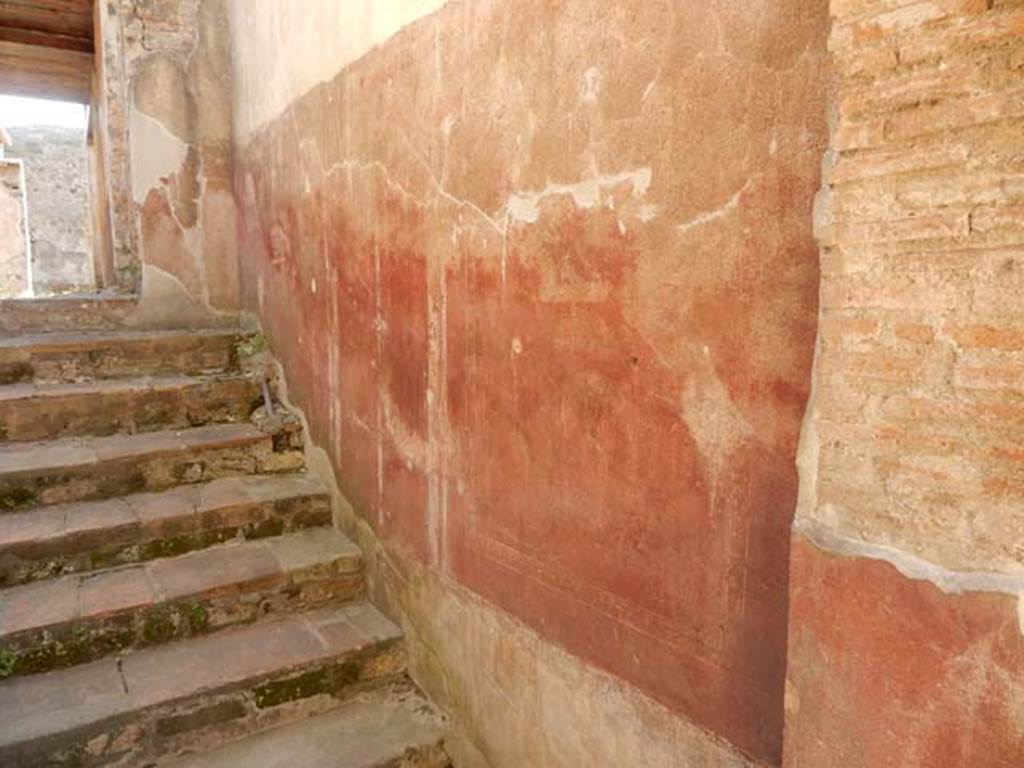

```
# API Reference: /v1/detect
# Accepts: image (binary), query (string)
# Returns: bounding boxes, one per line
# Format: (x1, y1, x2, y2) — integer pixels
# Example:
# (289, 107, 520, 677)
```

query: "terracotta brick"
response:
(946, 323, 1024, 351)
(887, 88, 1024, 142)
(894, 323, 936, 344)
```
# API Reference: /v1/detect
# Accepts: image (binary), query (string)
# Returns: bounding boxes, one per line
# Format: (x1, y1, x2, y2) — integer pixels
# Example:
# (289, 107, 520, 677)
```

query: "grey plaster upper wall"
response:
(8, 124, 94, 294)
(229, 0, 447, 142)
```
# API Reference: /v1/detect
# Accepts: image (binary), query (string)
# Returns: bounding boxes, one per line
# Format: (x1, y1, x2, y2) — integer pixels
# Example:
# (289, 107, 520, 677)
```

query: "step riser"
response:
(0, 379, 263, 443)
(0, 298, 137, 338)
(0, 336, 241, 385)
(0, 493, 332, 587)
(1, 557, 364, 679)
(1, 647, 407, 768)
(0, 438, 304, 513)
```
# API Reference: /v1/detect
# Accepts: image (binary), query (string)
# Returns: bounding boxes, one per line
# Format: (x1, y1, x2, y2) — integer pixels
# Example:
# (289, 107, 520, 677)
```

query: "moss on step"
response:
(0, 486, 38, 511)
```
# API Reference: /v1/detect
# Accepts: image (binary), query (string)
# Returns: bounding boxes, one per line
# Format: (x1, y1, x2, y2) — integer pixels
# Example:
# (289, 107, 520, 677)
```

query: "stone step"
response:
(0, 604, 405, 767)
(0, 474, 332, 586)
(0, 295, 138, 338)
(0, 374, 263, 443)
(0, 528, 364, 679)
(0, 328, 243, 385)
(166, 683, 449, 768)
(0, 424, 304, 512)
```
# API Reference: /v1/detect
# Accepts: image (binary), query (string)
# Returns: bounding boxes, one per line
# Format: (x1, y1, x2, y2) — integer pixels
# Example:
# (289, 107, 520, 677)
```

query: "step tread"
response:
(0, 423, 268, 476)
(0, 328, 239, 351)
(0, 528, 360, 639)
(0, 473, 327, 563)
(0, 372, 257, 401)
(166, 685, 447, 768)
(0, 603, 402, 749)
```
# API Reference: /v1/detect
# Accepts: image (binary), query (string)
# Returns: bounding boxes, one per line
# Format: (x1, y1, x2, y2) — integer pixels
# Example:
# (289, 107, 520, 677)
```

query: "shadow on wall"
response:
(0, 95, 97, 297)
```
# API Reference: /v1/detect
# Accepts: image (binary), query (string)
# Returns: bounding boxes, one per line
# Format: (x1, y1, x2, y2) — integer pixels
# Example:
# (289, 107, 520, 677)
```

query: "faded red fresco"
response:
(235, 1, 829, 762)
(786, 534, 1024, 768)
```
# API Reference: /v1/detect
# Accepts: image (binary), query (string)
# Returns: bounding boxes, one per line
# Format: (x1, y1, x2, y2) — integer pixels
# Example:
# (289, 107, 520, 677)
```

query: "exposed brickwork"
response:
(786, 2, 1024, 764)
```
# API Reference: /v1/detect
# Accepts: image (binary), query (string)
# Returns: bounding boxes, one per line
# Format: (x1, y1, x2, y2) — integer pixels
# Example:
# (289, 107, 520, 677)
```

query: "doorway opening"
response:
(0, 0, 123, 301)
(0, 94, 95, 297)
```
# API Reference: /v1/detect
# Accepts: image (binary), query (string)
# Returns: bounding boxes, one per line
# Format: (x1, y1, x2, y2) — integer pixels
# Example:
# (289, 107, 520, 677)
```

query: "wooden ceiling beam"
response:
(0, 40, 91, 103)
(0, 25, 92, 53)
(0, 1, 93, 42)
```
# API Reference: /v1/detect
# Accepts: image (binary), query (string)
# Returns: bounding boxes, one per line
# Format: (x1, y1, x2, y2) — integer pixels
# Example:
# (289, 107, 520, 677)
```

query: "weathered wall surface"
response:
(97, 0, 239, 316)
(786, 2, 1024, 765)
(8, 125, 94, 295)
(0, 160, 29, 297)
(233, 1, 829, 764)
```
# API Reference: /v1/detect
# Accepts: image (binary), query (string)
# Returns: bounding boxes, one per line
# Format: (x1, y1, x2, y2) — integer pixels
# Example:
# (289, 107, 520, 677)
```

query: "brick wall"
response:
(786, 2, 1024, 765)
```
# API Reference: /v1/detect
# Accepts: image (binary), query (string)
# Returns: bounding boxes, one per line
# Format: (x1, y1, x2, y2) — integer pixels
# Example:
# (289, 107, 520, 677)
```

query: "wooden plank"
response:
(0, 25, 93, 53)
(0, 1, 93, 41)
(0, 40, 91, 102)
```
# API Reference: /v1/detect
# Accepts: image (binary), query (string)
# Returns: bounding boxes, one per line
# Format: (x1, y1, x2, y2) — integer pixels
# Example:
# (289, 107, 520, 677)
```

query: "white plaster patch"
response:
(581, 67, 602, 102)
(504, 168, 653, 225)
(130, 108, 189, 205)
(441, 113, 456, 137)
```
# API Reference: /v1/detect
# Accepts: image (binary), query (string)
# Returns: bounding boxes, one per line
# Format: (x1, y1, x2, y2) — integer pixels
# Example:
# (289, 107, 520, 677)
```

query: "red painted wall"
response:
(235, 1, 829, 762)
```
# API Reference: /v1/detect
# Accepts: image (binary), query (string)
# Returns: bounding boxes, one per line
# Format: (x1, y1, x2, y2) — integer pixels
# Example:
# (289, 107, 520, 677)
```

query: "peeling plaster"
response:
(129, 109, 189, 205)
(504, 168, 653, 225)
(127, 263, 233, 330)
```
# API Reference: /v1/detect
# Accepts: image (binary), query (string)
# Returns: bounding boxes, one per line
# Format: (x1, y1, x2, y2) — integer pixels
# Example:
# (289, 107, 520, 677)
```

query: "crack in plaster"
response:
(675, 181, 751, 235)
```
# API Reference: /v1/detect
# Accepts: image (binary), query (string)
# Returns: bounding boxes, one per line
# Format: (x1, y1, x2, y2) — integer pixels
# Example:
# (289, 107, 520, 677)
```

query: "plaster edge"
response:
(794, 517, 1024, 598)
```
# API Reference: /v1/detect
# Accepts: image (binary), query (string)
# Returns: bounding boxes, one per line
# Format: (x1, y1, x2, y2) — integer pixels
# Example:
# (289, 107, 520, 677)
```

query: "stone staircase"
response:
(0, 317, 449, 767)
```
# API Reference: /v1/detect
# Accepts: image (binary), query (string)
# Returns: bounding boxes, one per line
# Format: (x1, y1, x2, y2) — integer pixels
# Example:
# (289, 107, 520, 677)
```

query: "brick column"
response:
(785, 2, 1024, 765)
